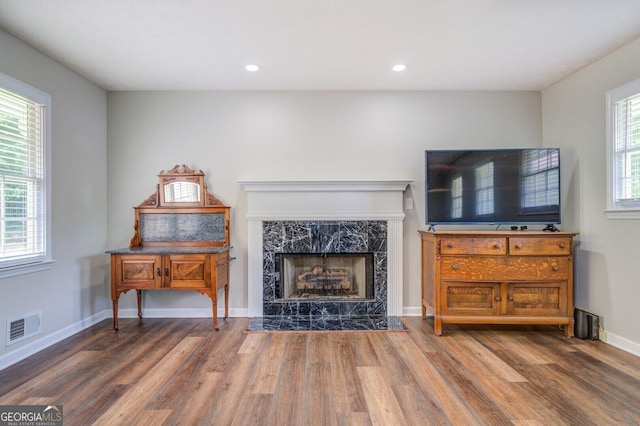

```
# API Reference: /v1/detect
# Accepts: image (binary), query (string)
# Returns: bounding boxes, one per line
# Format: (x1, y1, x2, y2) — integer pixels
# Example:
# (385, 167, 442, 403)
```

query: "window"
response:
(521, 149, 559, 210)
(451, 176, 462, 219)
(606, 78, 640, 219)
(0, 72, 52, 277)
(475, 161, 494, 216)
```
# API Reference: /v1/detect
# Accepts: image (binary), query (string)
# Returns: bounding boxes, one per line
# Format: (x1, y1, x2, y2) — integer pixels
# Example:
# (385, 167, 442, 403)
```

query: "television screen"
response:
(425, 148, 560, 226)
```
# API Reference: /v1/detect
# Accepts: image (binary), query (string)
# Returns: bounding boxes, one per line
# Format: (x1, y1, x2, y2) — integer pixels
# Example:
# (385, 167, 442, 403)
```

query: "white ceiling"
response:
(2, 0, 640, 91)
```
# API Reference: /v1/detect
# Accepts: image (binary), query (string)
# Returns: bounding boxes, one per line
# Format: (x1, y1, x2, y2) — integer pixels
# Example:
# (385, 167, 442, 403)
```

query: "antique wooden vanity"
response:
(107, 165, 233, 331)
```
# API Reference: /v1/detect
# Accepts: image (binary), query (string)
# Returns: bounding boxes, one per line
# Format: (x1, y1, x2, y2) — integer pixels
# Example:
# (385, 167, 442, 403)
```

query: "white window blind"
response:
(613, 94, 640, 203)
(606, 78, 640, 218)
(451, 176, 462, 219)
(0, 73, 51, 274)
(521, 149, 559, 209)
(475, 161, 494, 216)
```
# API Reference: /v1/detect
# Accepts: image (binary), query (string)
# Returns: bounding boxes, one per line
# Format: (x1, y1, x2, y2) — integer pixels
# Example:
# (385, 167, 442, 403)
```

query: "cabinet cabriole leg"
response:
(137, 290, 143, 319)
(224, 284, 229, 319)
(212, 299, 219, 331)
(112, 300, 119, 332)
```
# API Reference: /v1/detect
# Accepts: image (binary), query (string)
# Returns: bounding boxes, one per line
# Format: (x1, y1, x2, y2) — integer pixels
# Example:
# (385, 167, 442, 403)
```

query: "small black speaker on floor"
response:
(574, 308, 599, 340)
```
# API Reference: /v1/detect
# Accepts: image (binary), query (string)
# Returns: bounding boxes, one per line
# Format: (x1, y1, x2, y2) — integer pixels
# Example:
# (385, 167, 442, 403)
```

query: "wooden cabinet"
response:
(109, 250, 231, 330)
(112, 252, 231, 290)
(107, 165, 233, 331)
(419, 231, 577, 336)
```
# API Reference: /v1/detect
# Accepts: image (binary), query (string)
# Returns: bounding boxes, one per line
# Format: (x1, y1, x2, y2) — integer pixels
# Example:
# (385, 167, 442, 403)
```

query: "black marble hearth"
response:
(262, 220, 388, 318)
(246, 315, 406, 332)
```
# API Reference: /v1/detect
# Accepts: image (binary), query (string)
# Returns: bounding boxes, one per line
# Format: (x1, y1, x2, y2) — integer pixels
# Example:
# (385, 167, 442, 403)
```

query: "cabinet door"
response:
(115, 255, 162, 289)
(164, 254, 211, 289)
(441, 282, 501, 316)
(507, 281, 567, 316)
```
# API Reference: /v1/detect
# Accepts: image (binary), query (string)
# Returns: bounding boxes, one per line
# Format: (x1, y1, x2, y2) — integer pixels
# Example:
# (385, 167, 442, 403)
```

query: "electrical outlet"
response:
(599, 325, 607, 342)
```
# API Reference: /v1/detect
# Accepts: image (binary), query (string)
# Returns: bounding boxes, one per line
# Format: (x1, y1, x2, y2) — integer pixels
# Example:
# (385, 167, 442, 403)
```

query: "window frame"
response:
(606, 78, 640, 219)
(0, 72, 53, 278)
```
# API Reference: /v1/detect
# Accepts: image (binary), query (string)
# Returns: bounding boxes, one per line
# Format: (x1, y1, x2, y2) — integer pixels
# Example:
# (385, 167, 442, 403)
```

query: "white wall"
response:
(107, 91, 542, 317)
(0, 30, 108, 366)
(543, 37, 640, 352)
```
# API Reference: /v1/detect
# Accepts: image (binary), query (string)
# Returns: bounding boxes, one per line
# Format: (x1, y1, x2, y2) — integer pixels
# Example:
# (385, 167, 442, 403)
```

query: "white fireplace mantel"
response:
(240, 179, 411, 317)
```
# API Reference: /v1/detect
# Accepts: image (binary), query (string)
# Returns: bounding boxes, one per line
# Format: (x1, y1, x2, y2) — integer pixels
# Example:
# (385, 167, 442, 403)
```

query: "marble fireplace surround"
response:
(240, 180, 411, 318)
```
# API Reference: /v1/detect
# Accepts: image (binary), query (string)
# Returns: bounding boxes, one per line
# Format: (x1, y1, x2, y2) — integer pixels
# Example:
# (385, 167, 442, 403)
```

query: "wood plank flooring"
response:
(0, 317, 639, 425)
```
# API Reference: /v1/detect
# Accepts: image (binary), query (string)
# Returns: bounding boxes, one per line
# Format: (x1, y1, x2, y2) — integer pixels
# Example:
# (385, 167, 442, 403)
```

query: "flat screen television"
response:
(425, 148, 560, 227)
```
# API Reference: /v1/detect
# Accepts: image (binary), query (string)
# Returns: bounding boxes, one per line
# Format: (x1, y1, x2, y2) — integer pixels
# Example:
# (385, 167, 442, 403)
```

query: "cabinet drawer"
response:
(509, 237, 572, 255)
(440, 237, 507, 255)
(441, 256, 570, 281)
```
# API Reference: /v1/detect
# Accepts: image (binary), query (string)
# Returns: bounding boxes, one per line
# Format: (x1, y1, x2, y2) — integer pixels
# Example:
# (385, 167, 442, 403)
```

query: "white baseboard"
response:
(0, 310, 109, 371)
(602, 331, 640, 357)
(402, 306, 423, 316)
(121, 307, 423, 318)
(117, 307, 249, 319)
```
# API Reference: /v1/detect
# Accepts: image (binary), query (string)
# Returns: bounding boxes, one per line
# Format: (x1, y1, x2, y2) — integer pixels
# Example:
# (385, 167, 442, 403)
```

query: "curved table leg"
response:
(224, 284, 229, 320)
(137, 290, 143, 319)
(212, 298, 219, 331)
(112, 299, 119, 331)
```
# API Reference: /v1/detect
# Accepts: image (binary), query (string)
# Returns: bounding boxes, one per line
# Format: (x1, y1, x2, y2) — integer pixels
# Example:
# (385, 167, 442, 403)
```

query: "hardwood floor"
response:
(1, 317, 639, 425)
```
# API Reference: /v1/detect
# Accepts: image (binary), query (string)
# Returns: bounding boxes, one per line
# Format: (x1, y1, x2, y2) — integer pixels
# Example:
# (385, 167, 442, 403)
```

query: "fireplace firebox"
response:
(276, 252, 374, 300)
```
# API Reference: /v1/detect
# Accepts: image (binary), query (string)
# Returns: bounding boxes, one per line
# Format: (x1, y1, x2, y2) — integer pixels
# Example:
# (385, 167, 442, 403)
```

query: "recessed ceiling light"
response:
(392, 64, 406, 72)
(245, 64, 260, 72)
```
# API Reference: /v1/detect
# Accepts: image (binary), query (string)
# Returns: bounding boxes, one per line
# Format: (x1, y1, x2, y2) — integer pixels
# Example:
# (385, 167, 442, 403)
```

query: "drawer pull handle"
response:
(495, 296, 501, 301)
(552, 265, 559, 271)
(515, 244, 522, 249)
(157, 267, 161, 277)
(446, 243, 453, 248)
(559, 243, 566, 249)
(165, 267, 170, 277)
(451, 263, 460, 271)
(493, 243, 501, 249)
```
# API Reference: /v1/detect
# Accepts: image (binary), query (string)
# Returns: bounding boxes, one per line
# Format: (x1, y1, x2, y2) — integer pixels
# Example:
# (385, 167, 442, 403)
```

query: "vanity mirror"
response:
(163, 181, 200, 203)
(157, 164, 205, 206)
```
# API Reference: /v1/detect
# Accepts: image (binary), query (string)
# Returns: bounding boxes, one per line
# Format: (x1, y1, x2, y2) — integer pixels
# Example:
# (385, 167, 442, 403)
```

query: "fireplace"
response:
(262, 220, 386, 316)
(240, 179, 411, 319)
(276, 252, 374, 300)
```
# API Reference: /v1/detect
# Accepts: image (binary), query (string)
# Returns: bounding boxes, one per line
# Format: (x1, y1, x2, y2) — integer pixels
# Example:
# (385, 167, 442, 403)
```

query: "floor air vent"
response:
(6, 311, 41, 346)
